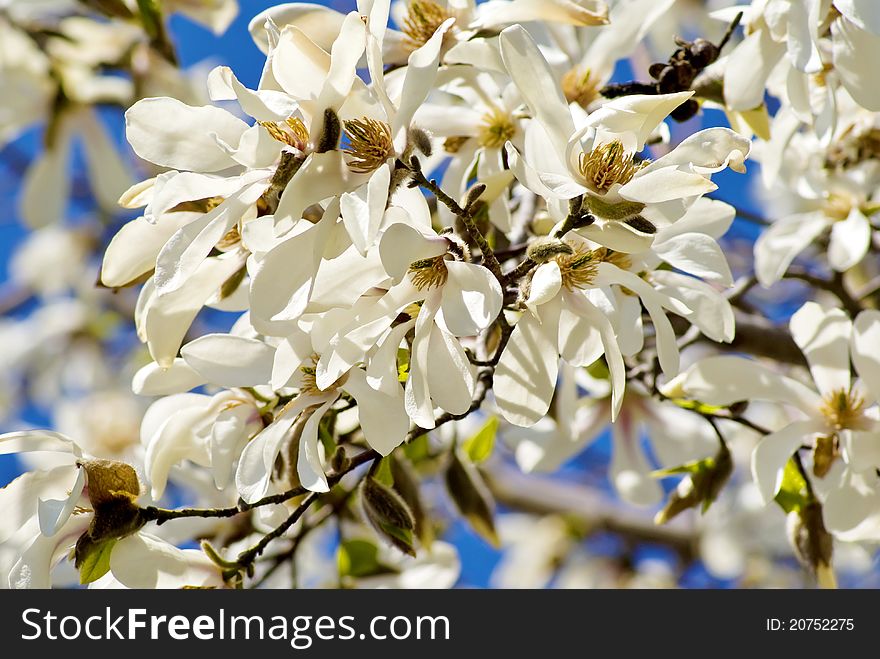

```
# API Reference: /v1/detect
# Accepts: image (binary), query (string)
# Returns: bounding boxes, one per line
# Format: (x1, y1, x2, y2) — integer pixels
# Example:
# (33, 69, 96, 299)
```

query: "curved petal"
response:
(297, 398, 336, 493)
(379, 222, 446, 283)
(495, 298, 561, 427)
(125, 98, 246, 172)
(0, 430, 81, 457)
(823, 471, 880, 542)
(853, 310, 880, 402)
(753, 212, 828, 287)
(426, 324, 476, 416)
(832, 18, 880, 111)
(665, 355, 823, 413)
(181, 334, 275, 387)
(438, 261, 503, 336)
(611, 413, 663, 506)
(498, 25, 575, 162)
(790, 302, 852, 397)
(37, 466, 85, 538)
(342, 368, 408, 456)
(132, 359, 207, 396)
(751, 420, 824, 504)
(619, 166, 716, 203)
(652, 232, 733, 286)
(110, 533, 222, 589)
(723, 28, 785, 112)
(828, 208, 871, 272)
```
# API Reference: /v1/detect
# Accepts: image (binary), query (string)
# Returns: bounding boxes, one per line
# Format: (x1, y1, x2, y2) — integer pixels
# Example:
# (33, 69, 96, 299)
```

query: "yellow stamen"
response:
(555, 245, 598, 290)
(478, 108, 516, 148)
(408, 255, 449, 290)
(578, 140, 647, 192)
(260, 117, 309, 150)
(562, 67, 599, 108)
(343, 117, 394, 173)
(819, 388, 866, 431)
(402, 0, 451, 51)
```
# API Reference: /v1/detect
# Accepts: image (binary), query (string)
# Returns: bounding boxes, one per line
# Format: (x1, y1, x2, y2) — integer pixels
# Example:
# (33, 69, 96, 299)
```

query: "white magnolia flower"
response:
(498, 25, 749, 253)
(504, 364, 717, 506)
(0, 431, 223, 589)
(664, 302, 880, 537)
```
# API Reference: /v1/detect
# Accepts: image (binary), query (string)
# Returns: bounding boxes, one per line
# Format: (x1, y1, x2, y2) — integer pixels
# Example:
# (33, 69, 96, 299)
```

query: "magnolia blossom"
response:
(0, 431, 223, 589)
(664, 302, 880, 540)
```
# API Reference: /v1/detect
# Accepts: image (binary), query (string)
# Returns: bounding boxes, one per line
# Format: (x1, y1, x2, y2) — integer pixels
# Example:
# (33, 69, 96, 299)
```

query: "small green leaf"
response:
(445, 451, 499, 547)
(775, 458, 809, 514)
(77, 538, 117, 584)
(373, 458, 394, 487)
(462, 416, 498, 464)
(404, 435, 429, 463)
(338, 539, 382, 578)
(360, 477, 417, 557)
(397, 348, 410, 383)
(669, 398, 726, 415)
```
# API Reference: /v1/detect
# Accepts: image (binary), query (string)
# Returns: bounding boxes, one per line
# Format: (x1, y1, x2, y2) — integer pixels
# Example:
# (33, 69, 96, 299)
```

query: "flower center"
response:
(402, 0, 451, 51)
(478, 108, 516, 148)
(408, 255, 449, 290)
(819, 388, 867, 431)
(562, 67, 599, 108)
(444, 136, 469, 153)
(593, 246, 632, 271)
(578, 140, 647, 192)
(555, 246, 598, 290)
(822, 192, 853, 221)
(343, 117, 394, 173)
(299, 354, 346, 395)
(260, 117, 309, 150)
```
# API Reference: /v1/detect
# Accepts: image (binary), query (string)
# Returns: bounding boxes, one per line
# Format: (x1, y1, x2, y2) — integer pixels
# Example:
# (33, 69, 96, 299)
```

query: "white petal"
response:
(391, 17, 454, 147)
(597, 263, 679, 377)
(753, 212, 827, 287)
(563, 291, 626, 419)
(611, 415, 662, 506)
(37, 466, 85, 537)
(21, 128, 72, 228)
(480, 0, 609, 26)
(495, 298, 561, 426)
(832, 18, 880, 111)
(650, 271, 734, 343)
(723, 28, 785, 111)
(524, 262, 562, 315)
(297, 399, 336, 493)
(207, 65, 299, 122)
(751, 420, 824, 504)
(342, 368, 409, 456)
(101, 213, 193, 288)
(652, 232, 733, 286)
(790, 302, 853, 397)
(0, 430, 81, 457)
(644, 127, 751, 175)
(144, 406, 212, 499)
(828, 208, 871, 272)
(125, 98, 246, 171)
(132, 359, 207, 396)
(585, 92, 693, 149)
(110, 533, 222, 589)
(438, 261, 503, 337)
(834, 0, 880, 34)
(823, 472, 880, 541)
(498, 25, 575, 161)
(427, 323, 476, 416)
(0, 465, 80, 545)
(145, 252, 246, 367)
(852, 310, 880, 402)
(181, 334, 275, 387)
(379, 222, 446, 283)
(211, 403, 261, 490)
(619, 166, 716, 203)
(668, 355, 822, 412)
(275, 151, 361, 224)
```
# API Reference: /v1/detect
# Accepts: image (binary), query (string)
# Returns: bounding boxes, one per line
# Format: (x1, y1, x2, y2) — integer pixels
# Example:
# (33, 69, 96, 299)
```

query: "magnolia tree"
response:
(3, 0, 880, 590)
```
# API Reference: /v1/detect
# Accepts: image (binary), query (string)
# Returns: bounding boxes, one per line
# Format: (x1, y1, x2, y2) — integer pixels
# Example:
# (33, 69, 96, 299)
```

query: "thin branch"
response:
(406, 158, 505, 286)
(783, 267, 863, 316)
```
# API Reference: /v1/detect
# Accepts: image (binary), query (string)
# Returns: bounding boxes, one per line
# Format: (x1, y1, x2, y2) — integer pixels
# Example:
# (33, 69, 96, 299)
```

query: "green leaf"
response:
(775, 458, 809, 514)
(360, 477, 417, 557)
(669, 398, 726, 415)
(462, 416, 498, 464)
(397, 348, 410, 383)
(445, 451, 499, 547)
(77, 538, 117, 585)
(338, 539, 382, 578)
(652, 456, 713, 478)
(404, 435, 429, 463)
(373, 458, 394, 487)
